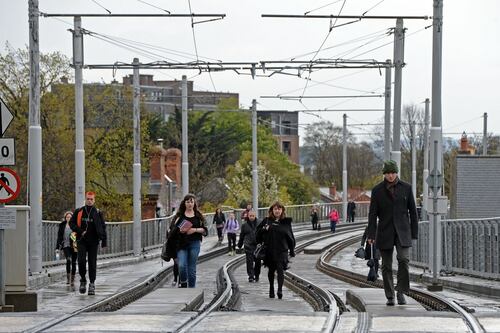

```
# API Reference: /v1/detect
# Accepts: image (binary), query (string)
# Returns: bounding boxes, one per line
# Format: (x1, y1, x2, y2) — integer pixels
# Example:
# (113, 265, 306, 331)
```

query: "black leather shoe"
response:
(386, 298, 395, 306)
(397, 292, 407, 305)
(277, 292, 283, 299)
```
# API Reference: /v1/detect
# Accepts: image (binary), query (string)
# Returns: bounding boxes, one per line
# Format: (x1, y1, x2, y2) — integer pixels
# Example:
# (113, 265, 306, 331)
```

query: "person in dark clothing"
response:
(237, 210, 261, 282)
(169, 194, 208, 288)
(212, 208, 226, 245)
(310, 207, 319, 230)
(56, 211, 77, 285)
(69, 191, 107, 295)
(366, 160, 418, 306)
(256, 201, 295, 300)
(347, 200, 356, 222)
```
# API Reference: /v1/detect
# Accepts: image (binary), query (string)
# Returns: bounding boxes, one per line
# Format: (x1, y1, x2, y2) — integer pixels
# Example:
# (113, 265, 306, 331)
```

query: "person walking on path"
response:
(56, 211, 78, 286)
(212, 208, 226, 245)
(171, 194, 208, 288)
(366, 160, 418, 306)
(328, 208, 339, 233)
(347, 200, 356, 222)
(310, 207, 319, 230)
(223, 211, 239, 256)
(69, 192, 107, 295)
(256, 201, 295, 299)
(237, 210, 261, 282)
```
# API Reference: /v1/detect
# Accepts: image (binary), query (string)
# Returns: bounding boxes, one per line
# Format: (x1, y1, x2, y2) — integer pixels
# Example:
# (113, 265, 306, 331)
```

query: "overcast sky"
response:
(1, 0, 499, 146)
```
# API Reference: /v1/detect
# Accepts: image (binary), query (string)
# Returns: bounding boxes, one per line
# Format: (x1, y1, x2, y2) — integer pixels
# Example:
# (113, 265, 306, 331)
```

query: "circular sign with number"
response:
(0, 167, 21, 203)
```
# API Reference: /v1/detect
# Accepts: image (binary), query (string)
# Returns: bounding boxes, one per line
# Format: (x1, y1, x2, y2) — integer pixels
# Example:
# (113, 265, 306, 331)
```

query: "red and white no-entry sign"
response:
(0, 167, 21, 204)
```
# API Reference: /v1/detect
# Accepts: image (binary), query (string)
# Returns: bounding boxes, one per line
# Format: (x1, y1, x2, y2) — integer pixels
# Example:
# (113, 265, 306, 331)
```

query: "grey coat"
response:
(366, 179, 418, 250)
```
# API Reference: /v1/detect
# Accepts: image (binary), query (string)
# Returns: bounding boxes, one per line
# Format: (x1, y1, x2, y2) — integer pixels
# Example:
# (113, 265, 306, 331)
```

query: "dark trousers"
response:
(311, 221, 317, 230)
(267, 260, 285, 294)
(379, 237, 410, 299)
(216, 227, 223, 242)
(62, 247, 77, 275)
(330, 221, 337, 233)
(227, 233, 236, 251)
(245, 251, 261, 279)
(348, 213, 355, 223)
(173, 260, 179, 282)
(77, 240, 98, 283)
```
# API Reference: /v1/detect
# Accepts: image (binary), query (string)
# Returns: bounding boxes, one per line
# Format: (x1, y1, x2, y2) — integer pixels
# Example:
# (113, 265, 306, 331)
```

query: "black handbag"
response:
(354, 247, 366, 259)
(161, 240, 171, 262)
(253, 243, 267, 260)
(367, 243, 377, 282)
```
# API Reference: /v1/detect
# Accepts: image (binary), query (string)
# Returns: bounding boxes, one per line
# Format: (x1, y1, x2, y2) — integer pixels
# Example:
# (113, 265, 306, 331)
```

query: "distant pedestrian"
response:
(212, 208, 226, 245)
(241, 203, 252, 220)
(171, 194, 207, 288)
(366, 160, 418, 306)
(69, 191, 107, 295)
(237, 210, 261, 282)
(347, 200, 356, 222)
(223, 211, 239, 256)
(256, 201, 295, 299)
(328, 208, 339, 233)
(56, 211, 77, 286)
(310, 207, 319, 230)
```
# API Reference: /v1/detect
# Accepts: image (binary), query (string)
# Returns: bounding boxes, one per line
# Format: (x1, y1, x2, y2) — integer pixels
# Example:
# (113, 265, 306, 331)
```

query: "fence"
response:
(411, 217, 500, 280)
(41, 201, 370, 263)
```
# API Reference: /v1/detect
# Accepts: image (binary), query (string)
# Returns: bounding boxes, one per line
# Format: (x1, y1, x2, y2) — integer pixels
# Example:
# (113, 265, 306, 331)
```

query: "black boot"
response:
(269, 286, 275, 298)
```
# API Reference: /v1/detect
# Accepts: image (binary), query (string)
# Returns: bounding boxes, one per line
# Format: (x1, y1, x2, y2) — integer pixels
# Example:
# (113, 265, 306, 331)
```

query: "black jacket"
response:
(212, 212, 226, 227)
(69, 205, 107, 247)
(56, 221, 76, 251)
(256, 217, 295, 265)
(238, 218, 259, 253)
(366, 178, 418, 250)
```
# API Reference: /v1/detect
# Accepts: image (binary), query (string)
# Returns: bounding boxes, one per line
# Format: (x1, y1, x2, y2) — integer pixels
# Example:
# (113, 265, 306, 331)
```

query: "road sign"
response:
(0, 138, 15, 165)
(0, 98, 14, 137)
(0, 167, 21, 204)
(426, 168, 443, 193)
(0, 207, 16, 230)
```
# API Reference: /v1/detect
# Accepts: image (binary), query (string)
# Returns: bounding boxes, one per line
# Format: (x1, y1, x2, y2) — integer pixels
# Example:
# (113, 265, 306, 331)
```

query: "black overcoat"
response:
(366, 179, 418, 250)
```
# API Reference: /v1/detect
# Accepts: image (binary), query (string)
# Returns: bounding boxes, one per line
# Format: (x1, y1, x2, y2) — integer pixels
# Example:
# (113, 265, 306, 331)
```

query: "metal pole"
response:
(251, 99, 259, 211)
(411, 121, 416, 201)
(384, 59, 392, 160)
(132, 58, 141, 256)
(0, 205, 5, 306)
(28, 0, 42, 274)
(391, 18, 404, 169)
(74, 16, 85, 208)
(428, 0, 444, 291)
(431, 140, 440, 284)
(342, 114, 348, 222)
(181, 75, 189, 196)
(483, 112, 487, 155)
(422, 99, 430, 220)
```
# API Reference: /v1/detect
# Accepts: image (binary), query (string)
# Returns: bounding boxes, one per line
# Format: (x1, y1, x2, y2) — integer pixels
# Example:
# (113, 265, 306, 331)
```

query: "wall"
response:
(451, 155, 500, 218)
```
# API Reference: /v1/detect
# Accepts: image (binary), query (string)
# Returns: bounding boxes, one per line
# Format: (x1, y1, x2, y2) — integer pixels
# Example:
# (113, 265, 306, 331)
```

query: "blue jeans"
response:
(177, 240, 201, 287)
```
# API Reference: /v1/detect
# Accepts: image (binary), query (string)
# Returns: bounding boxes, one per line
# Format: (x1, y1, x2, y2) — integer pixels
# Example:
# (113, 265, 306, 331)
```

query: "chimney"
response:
(329, 183, 337, 197)
(460, 131, 468, 151)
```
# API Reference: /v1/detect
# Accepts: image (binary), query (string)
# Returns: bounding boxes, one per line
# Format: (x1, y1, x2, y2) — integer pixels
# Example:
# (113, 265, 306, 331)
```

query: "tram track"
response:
(317, 234, 486, 333)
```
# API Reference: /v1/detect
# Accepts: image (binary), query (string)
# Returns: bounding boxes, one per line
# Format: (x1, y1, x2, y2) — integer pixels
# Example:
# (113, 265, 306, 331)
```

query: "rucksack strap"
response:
(77, 209, 83, 228)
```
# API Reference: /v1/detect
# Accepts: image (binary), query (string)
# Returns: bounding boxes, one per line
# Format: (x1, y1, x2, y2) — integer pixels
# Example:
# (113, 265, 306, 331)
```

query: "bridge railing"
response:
(41, 201, 370, 264)
(411, 217, 500, 280)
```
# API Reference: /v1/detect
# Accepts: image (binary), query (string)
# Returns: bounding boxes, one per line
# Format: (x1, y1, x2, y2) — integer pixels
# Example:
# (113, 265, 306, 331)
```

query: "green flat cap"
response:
(382, 160, 399, 174)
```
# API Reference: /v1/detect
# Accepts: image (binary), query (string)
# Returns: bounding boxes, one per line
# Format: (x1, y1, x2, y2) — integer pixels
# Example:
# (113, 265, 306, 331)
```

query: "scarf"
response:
(384, 177, 399, 199)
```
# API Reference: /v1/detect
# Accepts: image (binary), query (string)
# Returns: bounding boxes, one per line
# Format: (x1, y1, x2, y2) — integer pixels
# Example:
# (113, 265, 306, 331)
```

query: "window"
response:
(282, 121, 291, 135)
(282, 141, 291, 156)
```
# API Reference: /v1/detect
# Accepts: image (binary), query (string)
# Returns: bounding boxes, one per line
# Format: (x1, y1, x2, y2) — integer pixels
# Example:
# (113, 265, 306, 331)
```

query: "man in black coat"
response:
(366, 160, 418, 306)
(70, 191, 107, 295)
